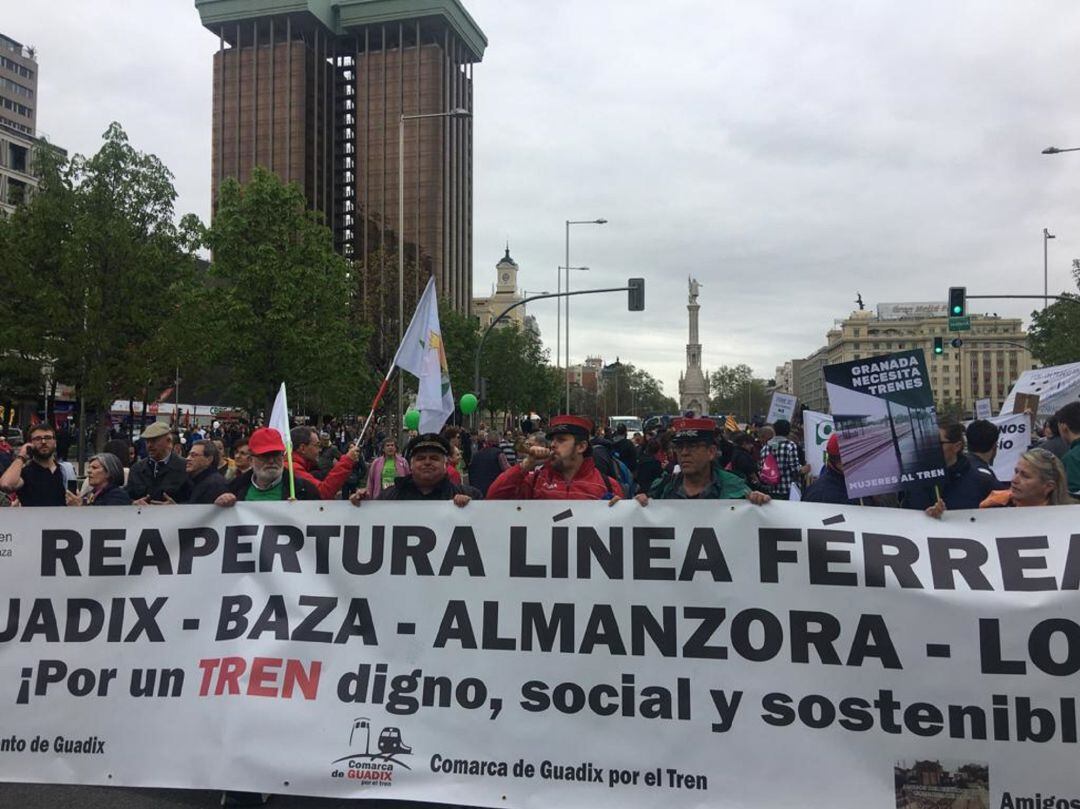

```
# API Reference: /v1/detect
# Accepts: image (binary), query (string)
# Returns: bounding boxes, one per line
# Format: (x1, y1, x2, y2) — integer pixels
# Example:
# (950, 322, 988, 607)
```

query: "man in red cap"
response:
(802, 433, 861, 505)
(215, 427, 319, 505)
(485, 415, 622, 500)
(636, 417, 770, 504)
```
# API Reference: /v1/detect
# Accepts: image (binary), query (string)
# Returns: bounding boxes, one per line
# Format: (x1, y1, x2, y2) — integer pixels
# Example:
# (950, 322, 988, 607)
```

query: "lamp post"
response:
(564, 218, 607, 412)
(398, 107, 470, 436)
(1043, 228, 1056, 310)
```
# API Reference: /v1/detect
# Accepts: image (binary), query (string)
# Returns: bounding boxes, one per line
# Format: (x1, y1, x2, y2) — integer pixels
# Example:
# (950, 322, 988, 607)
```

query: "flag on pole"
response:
(392, 277, 454, 434)
(724, 414, 739, 432)
(268, 382, 296, 499)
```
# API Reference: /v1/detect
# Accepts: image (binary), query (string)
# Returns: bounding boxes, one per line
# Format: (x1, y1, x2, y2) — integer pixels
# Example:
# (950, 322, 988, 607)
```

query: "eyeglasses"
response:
(29, 436, 55, 443)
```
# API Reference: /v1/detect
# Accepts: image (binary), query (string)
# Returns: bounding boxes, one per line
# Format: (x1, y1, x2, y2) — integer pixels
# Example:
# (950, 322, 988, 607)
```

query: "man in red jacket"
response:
(486, 415, 621, 501)
(288, 425, 360, 500)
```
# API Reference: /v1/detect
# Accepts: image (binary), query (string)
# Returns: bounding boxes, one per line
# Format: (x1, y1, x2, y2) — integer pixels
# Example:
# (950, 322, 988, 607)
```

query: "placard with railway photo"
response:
(824, 349, 946, 499)
(894, 759, 989, 809)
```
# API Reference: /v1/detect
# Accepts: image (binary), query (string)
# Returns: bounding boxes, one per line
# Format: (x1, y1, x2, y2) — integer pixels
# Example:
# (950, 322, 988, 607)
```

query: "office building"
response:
(195, 0, 486, 313)
(0, 33, 40, 213)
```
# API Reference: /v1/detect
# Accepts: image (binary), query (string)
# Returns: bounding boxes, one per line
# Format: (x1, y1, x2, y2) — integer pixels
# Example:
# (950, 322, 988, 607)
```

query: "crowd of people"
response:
(2, 400, 1077, 513)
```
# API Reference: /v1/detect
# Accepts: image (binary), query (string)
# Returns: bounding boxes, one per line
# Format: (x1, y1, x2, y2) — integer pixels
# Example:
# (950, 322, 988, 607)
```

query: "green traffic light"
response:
(952, 305, 962, 315)
(934, 347, 943, 354)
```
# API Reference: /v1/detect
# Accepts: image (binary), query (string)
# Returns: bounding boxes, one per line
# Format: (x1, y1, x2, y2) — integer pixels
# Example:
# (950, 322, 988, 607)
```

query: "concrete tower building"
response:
(194, 0, 486, 313)
(0, 33, 38, 213)
(679, 277, 708, 414)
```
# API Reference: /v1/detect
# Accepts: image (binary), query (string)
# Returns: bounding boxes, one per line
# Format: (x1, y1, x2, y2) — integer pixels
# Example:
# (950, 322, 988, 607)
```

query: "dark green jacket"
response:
(1065, 438, 1080, 496)
(648, 462, 751, 500)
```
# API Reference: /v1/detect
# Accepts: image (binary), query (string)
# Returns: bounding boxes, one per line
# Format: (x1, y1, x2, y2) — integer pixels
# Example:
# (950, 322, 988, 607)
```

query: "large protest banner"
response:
(1001, 361, 1080, 417)
(2, 501, 1080, 808)
(824, 349, 945, 499)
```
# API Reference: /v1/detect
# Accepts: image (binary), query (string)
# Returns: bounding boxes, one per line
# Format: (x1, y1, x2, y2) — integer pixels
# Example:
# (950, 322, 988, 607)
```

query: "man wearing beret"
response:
(125, 421, 192, 505)
(486, 415, 622, 501)
(350, 433, 480, 506)
(215, 427, 320, 505)
(636, 417, 770, 504)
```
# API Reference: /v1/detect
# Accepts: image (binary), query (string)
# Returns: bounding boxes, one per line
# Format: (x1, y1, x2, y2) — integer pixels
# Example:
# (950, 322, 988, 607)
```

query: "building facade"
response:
(0, 33, 38, 214)
(791, 303, 1032, 416)
(473, 247, 528, 331)
(195, 0, 486, 314)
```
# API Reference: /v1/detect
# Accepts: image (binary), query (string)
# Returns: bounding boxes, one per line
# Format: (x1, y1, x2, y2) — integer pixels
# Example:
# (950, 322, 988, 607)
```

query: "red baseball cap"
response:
(826, 433, 841, 457)
(249, 427, 286, 455)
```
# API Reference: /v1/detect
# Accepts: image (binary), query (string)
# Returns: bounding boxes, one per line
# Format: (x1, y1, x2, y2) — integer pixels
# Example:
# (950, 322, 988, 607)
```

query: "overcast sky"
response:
(9, 1, 1080, 400)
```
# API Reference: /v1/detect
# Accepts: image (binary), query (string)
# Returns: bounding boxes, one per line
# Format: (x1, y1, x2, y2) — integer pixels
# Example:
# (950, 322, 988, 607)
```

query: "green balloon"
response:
(404, 410, 421, 431)
(460, 393, 478, 415)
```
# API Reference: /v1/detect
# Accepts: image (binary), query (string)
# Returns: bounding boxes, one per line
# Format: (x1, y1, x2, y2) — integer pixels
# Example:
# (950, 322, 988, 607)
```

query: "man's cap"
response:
(249, 427, 286, 455)
(405, 433, 450, 459)
(826, 433, 841, 457)
(142, 422, 172, 440)
(670, 417, 719, 444)
(546, 415, 594, 440)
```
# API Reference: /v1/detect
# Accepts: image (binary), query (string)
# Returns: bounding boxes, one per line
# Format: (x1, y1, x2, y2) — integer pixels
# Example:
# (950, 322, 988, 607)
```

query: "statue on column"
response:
(688, 276, 701, 303)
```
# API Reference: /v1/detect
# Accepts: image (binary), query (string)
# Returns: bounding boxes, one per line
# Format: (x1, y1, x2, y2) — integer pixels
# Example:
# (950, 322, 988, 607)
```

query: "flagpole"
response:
(285, 445, 297, 500)
(354, 368, 395, 449)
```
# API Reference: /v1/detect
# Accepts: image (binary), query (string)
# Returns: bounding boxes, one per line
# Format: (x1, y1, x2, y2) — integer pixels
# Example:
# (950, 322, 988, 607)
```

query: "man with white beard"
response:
(215, 427, 319, 506)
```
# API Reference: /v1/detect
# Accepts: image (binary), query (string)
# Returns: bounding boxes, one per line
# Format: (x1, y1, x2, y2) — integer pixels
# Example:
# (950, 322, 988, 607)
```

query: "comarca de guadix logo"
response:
(330, 717, 413, 786)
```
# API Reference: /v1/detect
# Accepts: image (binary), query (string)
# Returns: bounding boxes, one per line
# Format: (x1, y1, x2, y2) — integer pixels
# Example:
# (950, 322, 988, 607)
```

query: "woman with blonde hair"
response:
(980, 448, 1076, 508)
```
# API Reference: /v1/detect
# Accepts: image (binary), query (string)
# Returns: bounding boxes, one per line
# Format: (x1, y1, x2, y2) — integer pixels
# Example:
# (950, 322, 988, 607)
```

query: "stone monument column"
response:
(679, 277, 708, 414)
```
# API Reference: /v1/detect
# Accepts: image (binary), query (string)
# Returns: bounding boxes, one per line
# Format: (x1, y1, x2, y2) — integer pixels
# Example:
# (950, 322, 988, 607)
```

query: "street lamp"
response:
(398, 106, 470, 436)
(1042, 146, 1080, 154)
(564, 218, 607, 412)
(1043, 227, 1056, 310)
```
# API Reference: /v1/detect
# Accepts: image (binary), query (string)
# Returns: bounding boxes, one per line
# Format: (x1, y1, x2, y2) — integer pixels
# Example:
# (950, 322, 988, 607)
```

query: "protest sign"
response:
(824, 349, 945, 498)
(1001, 361, 1080, 417)
(801, 410, 834, 475)
(1, 501, 1079, 808)
(766, 392, 797, 424)
(974, 398, 992, 420)
(987, 413, 1029, 481)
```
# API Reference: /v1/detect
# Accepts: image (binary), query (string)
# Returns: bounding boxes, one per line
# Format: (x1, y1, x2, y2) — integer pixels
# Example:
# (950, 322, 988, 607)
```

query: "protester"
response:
(499, 431, 519, 466)
(316, 431, 341, 480)
(0, 423, 76, 507)
(980, 448, 1075, 508)
(351, 433, 480, 506)
(726, 432, 761, 489)
(185, 439, 230, 504)
(366, 438, 408, 499)
(66, 453, 131, 506)
(486, 415, 622, 501)
(1038, 416, 1069, 459)
(759, 419, 806, 500)
(611, 423, 638, 474)
(904, 419, 994, 516)
(126, 422, 191, 504)
(634, 438, 665, 494)
(288, 425, 361, 500)
(965, 419, 1007, 491)
(468, 434, 510, 496)
(447, 445, 464, 485)
(802, 434, 861, 505)
(1056, 402, 1080, 496)
(636, 418, 769, 504)
(216, 427, 320, 505)
(212, 438, 233, 479)
(227, 438, 251, 482)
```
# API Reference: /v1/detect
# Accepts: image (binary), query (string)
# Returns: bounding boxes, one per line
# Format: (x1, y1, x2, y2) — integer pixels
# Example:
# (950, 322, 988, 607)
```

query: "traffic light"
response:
(950, 337, 963, 348)
(948, 286, 966, 317)
(628, 278, 645, 311)
(933, 336, 944, 355)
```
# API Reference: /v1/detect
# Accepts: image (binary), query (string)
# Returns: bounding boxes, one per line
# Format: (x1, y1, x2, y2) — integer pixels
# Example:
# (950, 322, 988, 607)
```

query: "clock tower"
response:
(496, 246, 518, 294)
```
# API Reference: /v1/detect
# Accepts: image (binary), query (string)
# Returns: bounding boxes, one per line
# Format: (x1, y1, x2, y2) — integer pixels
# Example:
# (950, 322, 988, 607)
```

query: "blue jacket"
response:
(902, 453, 991, 511)
(803, 465, 860, 506)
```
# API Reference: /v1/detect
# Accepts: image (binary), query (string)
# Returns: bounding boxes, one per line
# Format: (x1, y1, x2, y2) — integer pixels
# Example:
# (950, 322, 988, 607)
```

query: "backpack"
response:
(759, 444, 781, 486)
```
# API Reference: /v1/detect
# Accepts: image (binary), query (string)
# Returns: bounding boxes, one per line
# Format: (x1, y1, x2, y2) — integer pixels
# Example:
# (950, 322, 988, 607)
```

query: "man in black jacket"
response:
(352, 433, 480, 506)
(126, 422, 191, 504)
(185, 440, 229, 504)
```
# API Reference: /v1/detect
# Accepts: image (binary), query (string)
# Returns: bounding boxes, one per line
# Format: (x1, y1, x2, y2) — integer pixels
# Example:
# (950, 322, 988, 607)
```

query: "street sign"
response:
(948, 316, 971, 331)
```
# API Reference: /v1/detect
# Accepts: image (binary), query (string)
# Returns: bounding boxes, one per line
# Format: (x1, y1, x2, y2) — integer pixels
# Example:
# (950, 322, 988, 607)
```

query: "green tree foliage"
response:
(0, 123, 200, 445)
(597, 362, 678, 418)
(1028, 266, 1080, 367)
(203, 167, 372, 416)
(478, 323, 560, 420)
(709, 363, 770, 421)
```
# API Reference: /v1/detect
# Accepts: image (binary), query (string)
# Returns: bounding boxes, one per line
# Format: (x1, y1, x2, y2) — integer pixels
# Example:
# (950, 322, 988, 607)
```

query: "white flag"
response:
(269, 382, 291, 449)
(392, 277, 454, 434)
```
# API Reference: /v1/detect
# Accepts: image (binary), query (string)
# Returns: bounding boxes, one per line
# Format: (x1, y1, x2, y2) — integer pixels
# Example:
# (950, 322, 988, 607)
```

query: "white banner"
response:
(1001, 361, 1080, 417)
(802, 410, 834, 475)
(766, 392, 797, 424)
(2, 502, 1079, 807)
(974, 398, 992, 420)
(987, 413, 1030, 481)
